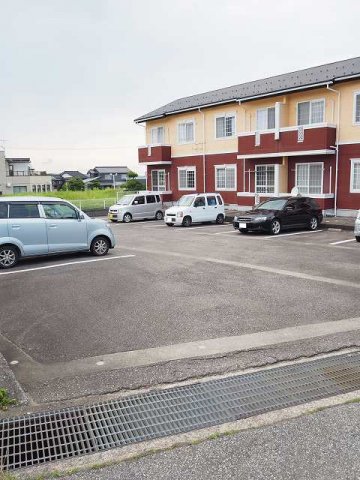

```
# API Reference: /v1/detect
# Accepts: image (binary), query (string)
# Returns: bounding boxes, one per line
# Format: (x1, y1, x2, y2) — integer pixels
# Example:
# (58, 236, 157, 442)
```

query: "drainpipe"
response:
(198, 108, 206, 193)
(326, 84, 340, 216)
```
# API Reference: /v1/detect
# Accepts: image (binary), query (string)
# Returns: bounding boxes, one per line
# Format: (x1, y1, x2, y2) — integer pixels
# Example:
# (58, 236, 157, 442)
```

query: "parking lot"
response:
(1, 219, 359, 404)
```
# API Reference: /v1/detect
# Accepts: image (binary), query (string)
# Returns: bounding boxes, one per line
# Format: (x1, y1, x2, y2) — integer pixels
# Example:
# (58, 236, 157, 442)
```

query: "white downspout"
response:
(326, 84, 340, 216)
(199, 108, 206, 193)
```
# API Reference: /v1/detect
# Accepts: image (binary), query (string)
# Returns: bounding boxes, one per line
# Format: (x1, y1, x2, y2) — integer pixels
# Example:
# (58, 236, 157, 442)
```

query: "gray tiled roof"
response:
(93, 166, 129, 174)
(135, 56, 360, 123)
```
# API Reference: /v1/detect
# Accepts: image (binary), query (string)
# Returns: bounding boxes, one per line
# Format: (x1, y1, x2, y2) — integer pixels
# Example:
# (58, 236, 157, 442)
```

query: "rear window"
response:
(9, 203, 40, 219)
(216, 195, 223, 205)
(308, 198, 320, 209)
(0, 203, 8, 219)
(156, 195, 161, 203)
(207, 196, 217, 206)
(146, 195, 156, 204)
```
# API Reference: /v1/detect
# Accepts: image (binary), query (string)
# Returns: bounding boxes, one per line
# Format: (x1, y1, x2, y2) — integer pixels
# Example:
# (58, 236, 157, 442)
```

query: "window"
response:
(194, 196, 205, 207)
(132, 196, 145, 205)
(47, 185, 51, 192)
(9, 203, 40, 218)
(150, 126, 164, 144)
(178, 167, 196, 190)
(42, 185, 46, 192)
(215, 165, 236, 191)
(12, 186, 27, 194)
(37, 185, 41, 193)
(255, 165, 275, 194)
(32, 185, 37, 193)
(295, 163, 323, 194)
(146, 195, 156, 204)
(207, 196, 217, 206)
(354, 93, 360, 124)
(42, 203, 78, 219)
(151, 170, 166, 191)
(0, 203, 8, 219)
(215, 115, 235, 138)
(297, 100, 325, 125)
(350, 159, 360, 193)
(156, 195, 160, 202)
(217, 195, 223, 205)
(256, 107, 275, 130)
(177, 121, 194, 143)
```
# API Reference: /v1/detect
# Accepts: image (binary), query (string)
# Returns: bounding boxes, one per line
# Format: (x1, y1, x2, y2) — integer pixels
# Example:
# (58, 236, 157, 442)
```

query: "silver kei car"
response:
(0, 197, 116, 269)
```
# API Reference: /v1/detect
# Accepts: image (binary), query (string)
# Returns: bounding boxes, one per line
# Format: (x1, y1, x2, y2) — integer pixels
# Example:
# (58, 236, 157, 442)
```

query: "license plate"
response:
(239, 222, 247, 228)
(108, 214, 114, 219)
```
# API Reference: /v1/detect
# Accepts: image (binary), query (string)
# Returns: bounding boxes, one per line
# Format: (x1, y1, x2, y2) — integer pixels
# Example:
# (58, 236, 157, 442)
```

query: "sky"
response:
(0, 0, 359, 175)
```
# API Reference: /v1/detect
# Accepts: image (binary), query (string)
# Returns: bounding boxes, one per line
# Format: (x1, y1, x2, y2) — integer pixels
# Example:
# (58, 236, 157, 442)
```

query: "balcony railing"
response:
(238, 123, 336, 157)
(138, 144, 172, 164)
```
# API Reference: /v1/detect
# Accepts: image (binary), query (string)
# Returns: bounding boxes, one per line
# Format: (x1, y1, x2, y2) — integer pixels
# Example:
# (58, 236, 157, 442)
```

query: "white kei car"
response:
(165, 193, 225, 227)
(355, 209, 360, 242)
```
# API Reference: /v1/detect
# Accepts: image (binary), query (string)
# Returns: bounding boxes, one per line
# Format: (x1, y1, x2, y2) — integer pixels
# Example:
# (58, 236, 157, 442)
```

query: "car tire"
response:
(182, 216, 192, 227)
(270, 219, 281, 235)
(239, 228, 248, 234)
(155, 211, 164, 220)
(0, 245, 19, 269)
(216, 214, 225, 225)
(166, 223, 174, 227)
(309, 216, 318, 230)
(356, 236, 360, 243)
(123, 213, 132, 223)
(90, 236, 110, 256)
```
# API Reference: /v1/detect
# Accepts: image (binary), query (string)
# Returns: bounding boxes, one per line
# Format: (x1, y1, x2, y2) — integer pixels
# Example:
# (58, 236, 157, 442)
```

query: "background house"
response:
(87, 166, 130, 189)
(50, 170, 87, 190)
(0, 151, 52, 195)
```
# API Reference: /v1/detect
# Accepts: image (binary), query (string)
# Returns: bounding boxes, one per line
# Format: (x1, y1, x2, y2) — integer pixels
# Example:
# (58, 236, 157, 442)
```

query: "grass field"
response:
(8, 189, 138, 210)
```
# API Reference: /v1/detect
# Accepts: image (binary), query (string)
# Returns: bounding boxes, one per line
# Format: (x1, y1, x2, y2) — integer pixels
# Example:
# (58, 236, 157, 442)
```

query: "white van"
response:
(165, 193, 225, 227)
(108, 192, 164, 223)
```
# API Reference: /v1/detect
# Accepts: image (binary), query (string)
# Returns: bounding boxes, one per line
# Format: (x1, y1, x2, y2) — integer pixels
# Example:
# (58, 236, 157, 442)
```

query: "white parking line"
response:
(0, 255, 136, 276)
(264, 230, 323, 239)
(330, 238, 356, 245)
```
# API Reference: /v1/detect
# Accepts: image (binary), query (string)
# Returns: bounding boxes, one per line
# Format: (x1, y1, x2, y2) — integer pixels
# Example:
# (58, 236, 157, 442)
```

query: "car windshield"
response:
(256, 199, 287, 210)
(117, 195, 133, 206)
(178, 195, 196, 207)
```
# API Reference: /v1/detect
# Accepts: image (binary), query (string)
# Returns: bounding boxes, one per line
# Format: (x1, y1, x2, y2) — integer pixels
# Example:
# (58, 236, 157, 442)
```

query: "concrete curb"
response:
(0, 353, 29, 407)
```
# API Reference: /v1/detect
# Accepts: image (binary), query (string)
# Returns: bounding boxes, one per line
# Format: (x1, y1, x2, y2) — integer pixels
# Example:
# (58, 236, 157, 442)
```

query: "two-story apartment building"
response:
(136, 57, 360, 216)
(0, 151, 52, 195)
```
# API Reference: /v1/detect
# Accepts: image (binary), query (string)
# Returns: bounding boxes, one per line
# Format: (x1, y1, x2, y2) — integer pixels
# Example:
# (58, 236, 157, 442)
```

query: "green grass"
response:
(7, 189, 140, 211)
(0, 388, 16, 411)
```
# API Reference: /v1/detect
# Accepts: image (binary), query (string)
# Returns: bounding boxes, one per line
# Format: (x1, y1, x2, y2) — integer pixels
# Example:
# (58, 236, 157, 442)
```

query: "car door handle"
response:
(48, 224, 57, 228)
(202, 207, 206, 209)
(11, 224, 21, 229)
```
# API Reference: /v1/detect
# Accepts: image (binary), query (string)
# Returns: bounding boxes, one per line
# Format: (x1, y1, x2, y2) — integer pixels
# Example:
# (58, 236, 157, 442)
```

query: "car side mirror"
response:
(79, 213, 85, 220)
(134, 201, 139, 205)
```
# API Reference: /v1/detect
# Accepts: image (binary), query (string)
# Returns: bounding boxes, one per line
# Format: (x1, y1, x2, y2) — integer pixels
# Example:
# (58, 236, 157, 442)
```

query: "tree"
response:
(63, 177, 85, 191)
(88, 179, 101, 190)
(122, 170, 145, 191)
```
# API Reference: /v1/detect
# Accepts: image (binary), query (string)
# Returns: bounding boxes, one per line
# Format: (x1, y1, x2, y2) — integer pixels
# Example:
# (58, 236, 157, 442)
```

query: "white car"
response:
(108, 192, 163, 223)
(355, 210, 360, 242)
(165, 193, 225, 227)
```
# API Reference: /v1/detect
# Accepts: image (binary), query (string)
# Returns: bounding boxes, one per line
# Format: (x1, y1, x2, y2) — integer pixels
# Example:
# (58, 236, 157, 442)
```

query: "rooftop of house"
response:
(60, 171, 87, 179)
(90, 166, 129, 174)
(134, 56, 360, 123)
(5, 158, 31, 164)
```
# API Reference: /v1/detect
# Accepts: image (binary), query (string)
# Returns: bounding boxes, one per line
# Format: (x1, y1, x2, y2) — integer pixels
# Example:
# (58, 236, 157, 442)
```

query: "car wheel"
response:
(123, 213, 132, 223)
(270, 219, 281, 235)
(182, 216, 192, 227)
(166, 223, 174, 227)
(309, 216, 318, 230)
(90, 236, 110, 256)
(356, 236, 360, 243)
(239, 228, 248, 234)
(155, 211, 164, 220)
(216, 214, 225, 225)
(0, 245, 19, 269)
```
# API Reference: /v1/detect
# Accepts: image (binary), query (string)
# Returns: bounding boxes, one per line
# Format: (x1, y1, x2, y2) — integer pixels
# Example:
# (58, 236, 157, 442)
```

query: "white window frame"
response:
(214, 113, 236, 139)
(177, 120, 195, 144)
(255, 164, 277, 194)
(151, 169, 166, 192)
(353, 92, 360, 125)
(150, 126, 165, 144)
(178, 167, 196, 191)
(214, 164, 237, 191)
(350, 158, 360, 193)
(295, 162, 324, 195)
(256, 107, 276, 131)
(296, 99, 325, 126)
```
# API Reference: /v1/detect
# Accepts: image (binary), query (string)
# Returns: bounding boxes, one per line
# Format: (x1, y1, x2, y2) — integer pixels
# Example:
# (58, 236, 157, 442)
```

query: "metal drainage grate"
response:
(2, 351, 360, 470)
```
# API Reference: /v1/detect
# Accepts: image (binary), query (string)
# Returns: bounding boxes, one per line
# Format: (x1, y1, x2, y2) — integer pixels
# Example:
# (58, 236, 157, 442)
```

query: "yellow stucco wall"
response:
(143, 79, 360, 154)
